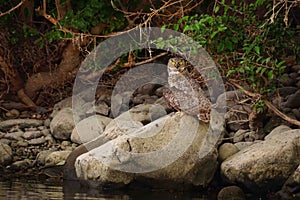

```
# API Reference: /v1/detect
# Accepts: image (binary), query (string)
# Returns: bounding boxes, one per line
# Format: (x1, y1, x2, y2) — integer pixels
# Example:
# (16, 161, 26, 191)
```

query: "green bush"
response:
(166, 0, 299, 95)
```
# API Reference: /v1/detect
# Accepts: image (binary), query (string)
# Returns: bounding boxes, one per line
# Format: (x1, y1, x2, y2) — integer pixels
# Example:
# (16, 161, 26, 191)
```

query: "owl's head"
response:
(167, 57, 186, 73)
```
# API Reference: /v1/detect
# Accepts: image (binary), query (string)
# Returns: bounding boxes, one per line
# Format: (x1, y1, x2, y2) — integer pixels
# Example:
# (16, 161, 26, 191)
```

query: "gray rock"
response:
(64, 104, 172, 181)
(50, 108, 75, 140)
(35, 150, 56, 166)
(221, 128, 300, 191)
(16, 140, 28, 147)
(155, 87, 164, 97)
(75, 110, 225, 188)
(10, 159, 32, 171)
(264, 125, 291, 140)
(217, 186, 246, 200)
(0, 138, 10, 145)
(71, 115, 112, 144)
(136, 83, 157, 95)
(283, 90, 300, 108)
(94, 101, 110, 116)
(218, 143, 239, 162)
(23, 131, 43, 140)
(277, 164, 300, 199)
(234, 142, 254, 150)
(50, 97, 72, 119)
(44, 118, 51, 127)
(41, 129, 50, 136)
(4, 131, 24, 140)
(0, 142, 12, 165)
(233, 130, 248, 143)
(216, 90, 244, 108)
(292, 65, 300, 73)
(0, 119, 44, 132)
(45, 151, 72, 166)
(27, 136, 46, 145)
(45, 134, 56, 144)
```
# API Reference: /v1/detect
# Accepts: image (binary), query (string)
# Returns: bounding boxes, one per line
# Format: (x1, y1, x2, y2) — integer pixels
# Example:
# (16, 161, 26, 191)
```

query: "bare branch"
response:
(0, 0, 26, 17)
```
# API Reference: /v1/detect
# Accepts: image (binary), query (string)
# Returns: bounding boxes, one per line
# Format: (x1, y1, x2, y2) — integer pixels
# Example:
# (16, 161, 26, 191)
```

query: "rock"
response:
(234, 142, 254, 150)
(221, 128, 300, 192)
(155, 87, 164, 97)
(16, 140, 28, 147)
(44, 118, 51, 127)
(71, 115, 112, 144)
(283, 90, 300, 108)
(5, 109, 20, 118)
(0, 142, 13, 165)
(132, 94, 157, 105)
(217, 186, 246, 200)
(0, 119, 44, 132)
(45, 151, 72, 167)
(45, 134, 56, 144)
(277, 164, 300, 199)
(50, 97, 72, 119)
(218, 143, 239, 162)
(50, 108, 75, 140)
(292, 64, 300, 73)
(264, 125, 291, 140)
(292, 108, 300, 119)
(94, 101, 110, 116)
(41, 129, 50, 136)
(263, 116, 292, 134)
(10, 159, 32, 171)
(4, 131, 24, 140)
(64, 104, 172, 181)
(23, 130, 43, 140)
(233, 129, 248, 143)
(75, 110, 225, 188)
(27, 136, 46, 145)
(0, 138, 10, 145)
(216, 90, 244, 108)
(35, 150, 56, 166)
(135, 83, 158, 95)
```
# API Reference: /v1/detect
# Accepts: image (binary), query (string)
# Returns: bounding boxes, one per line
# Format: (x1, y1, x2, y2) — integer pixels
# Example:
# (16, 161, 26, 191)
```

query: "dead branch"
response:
(0, 0, 26, 17)
(35, 0, 58, 25)
(229, 79, 300, 127)
(82, 52, 168, 81)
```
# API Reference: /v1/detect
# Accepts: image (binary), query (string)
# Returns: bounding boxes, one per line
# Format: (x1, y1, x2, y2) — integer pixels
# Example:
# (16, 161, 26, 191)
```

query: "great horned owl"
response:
(163, 57, 211, 122)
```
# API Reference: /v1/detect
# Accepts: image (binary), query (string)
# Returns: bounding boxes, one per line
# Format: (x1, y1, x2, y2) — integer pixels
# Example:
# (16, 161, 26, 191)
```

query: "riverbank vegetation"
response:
(0, 0, 299, 119)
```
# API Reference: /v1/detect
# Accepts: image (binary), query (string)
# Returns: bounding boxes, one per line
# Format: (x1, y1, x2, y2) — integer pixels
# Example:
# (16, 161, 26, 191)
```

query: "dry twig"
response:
(229, 79, 300, 127)
(0, 0, 26, 17)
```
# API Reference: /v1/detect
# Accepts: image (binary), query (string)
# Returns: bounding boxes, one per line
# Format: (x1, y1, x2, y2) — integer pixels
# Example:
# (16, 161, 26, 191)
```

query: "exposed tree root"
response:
(24, 42, 81, 100)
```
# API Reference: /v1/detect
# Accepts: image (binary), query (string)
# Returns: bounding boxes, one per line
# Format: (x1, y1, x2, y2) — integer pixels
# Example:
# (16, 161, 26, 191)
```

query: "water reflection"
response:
(0, 177, 209, 200)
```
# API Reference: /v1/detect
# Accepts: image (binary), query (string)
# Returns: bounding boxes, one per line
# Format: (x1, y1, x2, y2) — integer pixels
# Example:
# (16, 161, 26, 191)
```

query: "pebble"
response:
(4, 131, 24, 140)
(27, 136, 46, 145)
(217, 186, 246, 200)
(218, 143, 239, 162)
(23, 131, 43, 140)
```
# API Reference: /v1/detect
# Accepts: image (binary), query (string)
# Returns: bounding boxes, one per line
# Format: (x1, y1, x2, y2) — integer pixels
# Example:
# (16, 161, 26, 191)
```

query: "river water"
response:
(0, 177, 210, 200)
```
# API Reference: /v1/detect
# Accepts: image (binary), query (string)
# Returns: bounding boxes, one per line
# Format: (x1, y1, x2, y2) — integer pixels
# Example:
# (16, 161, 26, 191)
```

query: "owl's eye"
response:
(179, 61, 183, 65)
(171, 61, 175, 65)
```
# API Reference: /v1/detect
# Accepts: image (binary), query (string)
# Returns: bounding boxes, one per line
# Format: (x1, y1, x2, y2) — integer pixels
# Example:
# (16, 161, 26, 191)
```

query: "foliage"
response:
(165, 0, 299, 95)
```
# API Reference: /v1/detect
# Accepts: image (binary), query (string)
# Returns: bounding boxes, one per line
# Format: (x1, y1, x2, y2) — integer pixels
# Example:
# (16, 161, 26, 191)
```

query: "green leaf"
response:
(214, 6, 220, 13)
(254, 46, 260, 55)
(268, 70, 274, 79)
(173, 24, 179, 31)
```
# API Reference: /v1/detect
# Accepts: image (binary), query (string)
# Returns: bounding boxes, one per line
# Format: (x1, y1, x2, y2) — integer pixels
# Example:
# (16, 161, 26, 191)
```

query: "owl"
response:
(163, 57, 211, 122)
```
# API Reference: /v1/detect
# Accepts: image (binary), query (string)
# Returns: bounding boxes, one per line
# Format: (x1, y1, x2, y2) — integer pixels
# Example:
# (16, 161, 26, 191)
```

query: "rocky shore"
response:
(1, 64, 300, 199)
